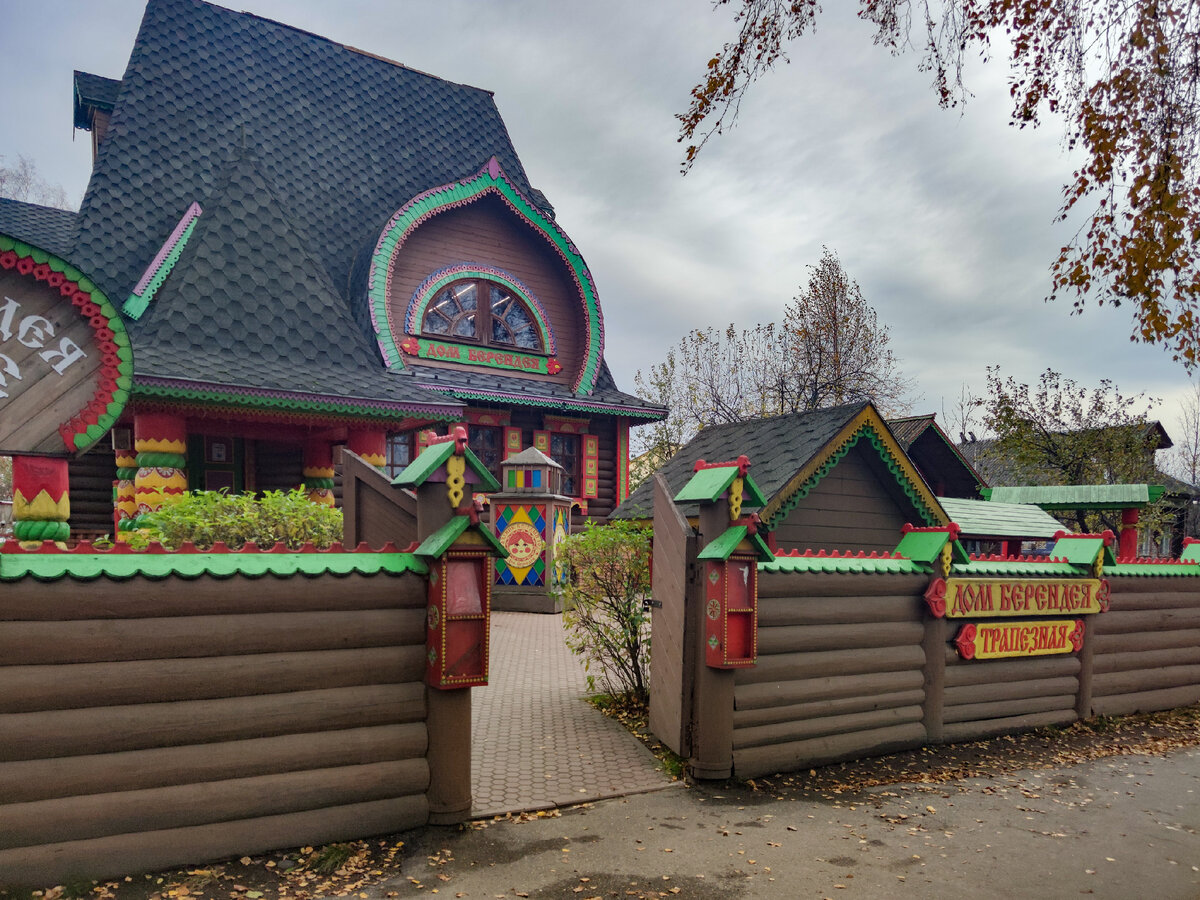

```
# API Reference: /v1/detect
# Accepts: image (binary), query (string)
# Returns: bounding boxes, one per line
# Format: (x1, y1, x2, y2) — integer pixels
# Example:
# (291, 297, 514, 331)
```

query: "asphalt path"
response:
(375, 747, 1200, 899)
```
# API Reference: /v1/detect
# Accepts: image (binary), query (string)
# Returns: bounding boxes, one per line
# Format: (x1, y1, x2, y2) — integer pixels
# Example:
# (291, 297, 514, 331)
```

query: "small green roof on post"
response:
(697, 523, 774, 562)
(893, 523, 969, 565)
(393, 426, 502, 492)
(675, 455, 768, 507)
(1048, 530, 1117, 568)
(415, 513, 507, 559)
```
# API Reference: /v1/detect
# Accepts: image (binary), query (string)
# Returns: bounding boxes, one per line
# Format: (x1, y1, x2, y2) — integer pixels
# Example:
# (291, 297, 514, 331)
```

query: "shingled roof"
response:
(61, 0, 620, 417)
(123, 144, 459, 418)
(0, 198, 77, 258)
(613, 403, 874, 520)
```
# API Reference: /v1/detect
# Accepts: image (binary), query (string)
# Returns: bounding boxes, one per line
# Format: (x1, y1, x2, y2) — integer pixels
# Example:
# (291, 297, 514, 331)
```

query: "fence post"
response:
(922, 615, 946, 743)
(416, 479, 474, 824)
(689, 498, 736, 779)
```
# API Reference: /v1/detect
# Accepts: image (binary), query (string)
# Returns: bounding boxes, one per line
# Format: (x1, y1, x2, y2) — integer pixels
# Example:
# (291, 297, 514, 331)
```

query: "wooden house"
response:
(0, 0, 663, 539)
(615, 402, 950, 553)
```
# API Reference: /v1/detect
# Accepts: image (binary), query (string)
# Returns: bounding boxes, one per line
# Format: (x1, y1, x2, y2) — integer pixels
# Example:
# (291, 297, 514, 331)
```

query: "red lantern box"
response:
(426, 550, 491, 689)
(703, 553, 758, 669)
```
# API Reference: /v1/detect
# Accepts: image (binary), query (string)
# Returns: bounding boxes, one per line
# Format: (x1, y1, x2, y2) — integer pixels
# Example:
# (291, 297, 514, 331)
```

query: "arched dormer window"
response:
(422, 278, 543, 352)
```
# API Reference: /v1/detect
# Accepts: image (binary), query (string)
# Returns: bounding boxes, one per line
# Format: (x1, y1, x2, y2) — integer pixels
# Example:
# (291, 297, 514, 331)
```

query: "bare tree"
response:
(633, 248, 914, 457)
(0, 155, 71, 209)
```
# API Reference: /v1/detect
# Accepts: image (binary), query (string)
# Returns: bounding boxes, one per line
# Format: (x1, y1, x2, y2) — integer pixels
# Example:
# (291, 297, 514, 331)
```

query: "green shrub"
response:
(142, 488, 343, 550)
(555, 520, 652, 703)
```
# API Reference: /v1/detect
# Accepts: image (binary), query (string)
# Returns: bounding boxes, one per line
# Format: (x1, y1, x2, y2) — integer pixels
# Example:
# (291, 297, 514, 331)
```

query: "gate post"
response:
(690, 498, 736, 778)
(393, 428, 504, 824)
(674, 456, 772, 780)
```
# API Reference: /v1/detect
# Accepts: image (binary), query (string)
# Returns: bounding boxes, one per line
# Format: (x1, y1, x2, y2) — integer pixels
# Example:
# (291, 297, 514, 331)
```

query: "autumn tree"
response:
(633, 247, 912, 458)
(680, 1, 1200, 366)
(978, 367, 1166, 533)
(0, 155, 70, 209)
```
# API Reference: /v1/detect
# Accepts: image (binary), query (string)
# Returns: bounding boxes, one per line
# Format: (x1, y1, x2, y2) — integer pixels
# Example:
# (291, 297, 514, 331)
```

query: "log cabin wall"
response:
(1090, 576, 1200, 716)
(721, 569, 1200, 779)
(733, 572, 929, 779)
(67, 444, 117, 538)
(0, 567, 430, 886)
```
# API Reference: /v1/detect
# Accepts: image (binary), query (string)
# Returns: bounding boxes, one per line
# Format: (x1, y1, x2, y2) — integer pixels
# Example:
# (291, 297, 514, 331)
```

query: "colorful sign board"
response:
(954, 619, 1084, 660)
(400, 336, 560, 375)
(925, 577, 1109, 618)
(0, 241, 132, 455)
(494, 503, 547, 586)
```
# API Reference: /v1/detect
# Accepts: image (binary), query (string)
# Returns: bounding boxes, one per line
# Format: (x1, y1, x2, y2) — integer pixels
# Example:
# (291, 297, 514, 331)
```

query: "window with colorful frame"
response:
(421, 279, 543, 352)
(532, 419, 599, 500)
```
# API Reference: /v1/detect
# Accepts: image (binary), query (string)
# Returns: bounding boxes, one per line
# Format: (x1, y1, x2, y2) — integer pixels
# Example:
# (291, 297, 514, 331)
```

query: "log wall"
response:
(733, 573, 929, 778)
(727, 570, 1200, 779)
(1090, 576, 1200, 716)
(0, 569, 430, 886)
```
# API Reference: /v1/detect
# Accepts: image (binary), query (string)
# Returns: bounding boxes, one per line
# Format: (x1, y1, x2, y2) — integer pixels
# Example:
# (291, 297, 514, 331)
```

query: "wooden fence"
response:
(725, 569, 1200, 779)
(0, 555, 431, 886)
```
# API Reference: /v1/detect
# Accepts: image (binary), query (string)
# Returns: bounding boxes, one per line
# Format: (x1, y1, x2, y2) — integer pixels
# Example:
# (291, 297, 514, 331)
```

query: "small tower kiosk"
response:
(491, 447, 573, 612)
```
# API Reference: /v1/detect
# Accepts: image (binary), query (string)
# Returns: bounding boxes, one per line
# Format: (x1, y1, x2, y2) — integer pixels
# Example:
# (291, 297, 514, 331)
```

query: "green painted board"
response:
(675, 467, 737, 503)
(414, 516, 507, 559)
(761, 554, 927, 575)
(939, 497, 1064, 539)
(697, 526, 773, 562)
(1048, 535, 1115, 567)
(675, 468, 767, 507)
(0, 551, 427, 582)
(984, 484, 1165, 509)
(894, 529, 949, 563)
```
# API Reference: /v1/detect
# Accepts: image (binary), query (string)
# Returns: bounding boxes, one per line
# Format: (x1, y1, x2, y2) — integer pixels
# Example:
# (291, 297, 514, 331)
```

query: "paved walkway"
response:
(471, 611, 676, 817)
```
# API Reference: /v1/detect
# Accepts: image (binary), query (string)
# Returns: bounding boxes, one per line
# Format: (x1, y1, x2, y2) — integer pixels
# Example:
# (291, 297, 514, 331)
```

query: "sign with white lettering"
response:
(0, 240, 132, 455)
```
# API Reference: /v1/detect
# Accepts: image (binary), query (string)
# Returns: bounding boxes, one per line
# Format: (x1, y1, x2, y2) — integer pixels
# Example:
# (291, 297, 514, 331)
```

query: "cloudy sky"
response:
(1, 0, 1193, 450)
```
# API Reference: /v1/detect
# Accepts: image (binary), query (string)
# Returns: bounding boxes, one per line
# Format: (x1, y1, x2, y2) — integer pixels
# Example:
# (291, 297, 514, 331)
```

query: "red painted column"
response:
(12, 455, 70, 546)
(1120, 507, 1140, 558)
(348, 427, 386, 468)
(303, 439, 335, 506)
(133, 413, 188, 520)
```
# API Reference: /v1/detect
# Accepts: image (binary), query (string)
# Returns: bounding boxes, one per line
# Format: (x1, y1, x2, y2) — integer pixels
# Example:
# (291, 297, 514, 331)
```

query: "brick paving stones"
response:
(471, 611, 676, 817)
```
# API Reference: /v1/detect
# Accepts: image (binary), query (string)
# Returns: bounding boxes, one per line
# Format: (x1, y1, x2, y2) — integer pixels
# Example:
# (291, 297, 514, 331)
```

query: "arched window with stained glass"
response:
(422, 278, 543, 352)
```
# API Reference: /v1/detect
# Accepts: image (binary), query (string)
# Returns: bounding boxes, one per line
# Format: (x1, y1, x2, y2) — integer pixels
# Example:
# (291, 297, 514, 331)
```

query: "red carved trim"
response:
(954, 623, 977, 659)
(924, 578, 947, 617)
(693, 454, 751, 476)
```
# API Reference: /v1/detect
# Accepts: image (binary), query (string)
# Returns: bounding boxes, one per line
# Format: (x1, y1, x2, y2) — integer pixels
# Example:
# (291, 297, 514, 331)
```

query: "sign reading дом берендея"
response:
(940, 577, 1107, 618)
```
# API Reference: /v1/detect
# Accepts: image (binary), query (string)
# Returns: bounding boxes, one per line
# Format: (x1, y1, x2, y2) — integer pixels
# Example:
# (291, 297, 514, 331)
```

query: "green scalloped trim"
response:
(132, 380, 462, 424)
(123, 213, 200, 320)
(0, 551, 428, 582)
(948, 559, 1083, 577)
(0, 235, 134, 454)
(1106, 563, 1200, 577)
(136, 452, 187, 469)
(760, 555, 929, 575)
(369, 159, 603, 395)
(764, 425, 940, 530)
(303, 477, 336, 490)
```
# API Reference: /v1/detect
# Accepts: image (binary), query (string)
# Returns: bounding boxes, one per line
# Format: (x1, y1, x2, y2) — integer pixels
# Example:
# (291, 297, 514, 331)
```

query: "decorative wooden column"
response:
(1119, 507, 1140, 558)
(303, 440, 335, 506)
(348, 428, 386, 469)
(114, 448, 138, 533)
(11, 455, 70, 546)
(133, 413, 188, 517)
